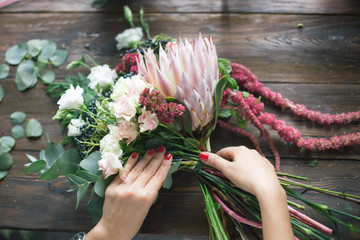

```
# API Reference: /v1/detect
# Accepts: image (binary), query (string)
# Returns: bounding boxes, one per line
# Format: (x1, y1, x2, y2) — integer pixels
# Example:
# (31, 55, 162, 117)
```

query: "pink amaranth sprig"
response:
(259, 112, 360, 150)
(115, 53, 139, 74)
(230, 62, 360, 125)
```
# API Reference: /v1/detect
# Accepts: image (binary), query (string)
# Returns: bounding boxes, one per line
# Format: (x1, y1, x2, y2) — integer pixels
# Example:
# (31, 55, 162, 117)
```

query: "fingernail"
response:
(165, 153, 172, 160)
(157, 145, 165, 153)
(148, 149, 156, 156)
(199, 152, 209, 162)
(131, 152, 138, 158)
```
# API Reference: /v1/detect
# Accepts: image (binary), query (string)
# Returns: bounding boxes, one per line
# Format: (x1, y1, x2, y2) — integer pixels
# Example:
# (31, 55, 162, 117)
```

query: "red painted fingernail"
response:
(131, 152, 138, 158)
(157, 145, 165, 153)
(165, 153, 172, 160)
(199, 152, 209, 161)
(148, 149, 156, 156)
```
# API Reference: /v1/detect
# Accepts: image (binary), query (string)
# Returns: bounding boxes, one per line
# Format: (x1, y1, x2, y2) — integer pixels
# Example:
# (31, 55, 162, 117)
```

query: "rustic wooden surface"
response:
(0, 0, 359, 239)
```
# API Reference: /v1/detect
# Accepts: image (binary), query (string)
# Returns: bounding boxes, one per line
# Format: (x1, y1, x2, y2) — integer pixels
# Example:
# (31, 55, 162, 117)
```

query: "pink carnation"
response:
(138, 109, 159, 132)
(116, 120, 139, 144)
(113, 93, 137, 121)
(98, 152, 123, 179)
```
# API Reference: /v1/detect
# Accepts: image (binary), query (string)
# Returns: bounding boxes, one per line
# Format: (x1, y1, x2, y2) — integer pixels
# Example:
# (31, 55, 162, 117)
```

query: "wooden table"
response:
(0, 0, 359, 238)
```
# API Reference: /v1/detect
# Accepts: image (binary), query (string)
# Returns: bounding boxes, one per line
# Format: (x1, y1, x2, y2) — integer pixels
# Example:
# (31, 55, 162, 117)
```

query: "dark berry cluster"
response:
(103, 90, 113, 98)
(74, 119, 97, 159)
(88, 100, 97, 114)
(121, 72, 135, 79)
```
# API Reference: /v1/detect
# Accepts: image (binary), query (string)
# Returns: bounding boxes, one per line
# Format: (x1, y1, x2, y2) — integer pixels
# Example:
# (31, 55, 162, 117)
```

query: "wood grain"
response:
(1, 0, 360, 14)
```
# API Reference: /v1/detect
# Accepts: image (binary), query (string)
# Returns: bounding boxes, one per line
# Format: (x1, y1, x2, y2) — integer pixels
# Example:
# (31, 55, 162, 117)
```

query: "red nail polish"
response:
(148, 149, 156, 156)
(165, 153, 172, 160)
(157, 145, 165, 153)
(131, 152, 138, 158)
(199, 152, 209, 161)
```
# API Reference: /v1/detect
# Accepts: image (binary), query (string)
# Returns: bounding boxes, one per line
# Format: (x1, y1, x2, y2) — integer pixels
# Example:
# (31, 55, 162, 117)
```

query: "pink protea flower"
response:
(137, 34, 219, 131)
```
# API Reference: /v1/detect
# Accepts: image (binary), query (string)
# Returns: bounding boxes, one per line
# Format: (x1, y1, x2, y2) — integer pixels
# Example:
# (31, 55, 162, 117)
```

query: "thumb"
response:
(199, 152, 230, 173)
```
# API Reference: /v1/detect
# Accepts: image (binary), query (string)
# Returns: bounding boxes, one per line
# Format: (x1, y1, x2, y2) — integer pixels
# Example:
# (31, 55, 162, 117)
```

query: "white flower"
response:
(138, 108, 159, 132)
(87, 65, 117, 90)
(57, 85, 84, 110)
(67, 118, 85, 137)
(98, 152, 123, 179)
(112, 92, 137, 121)
(115, 27, 143, 50)
(100, 134, 123, 157)
(111, 74, 152, 103)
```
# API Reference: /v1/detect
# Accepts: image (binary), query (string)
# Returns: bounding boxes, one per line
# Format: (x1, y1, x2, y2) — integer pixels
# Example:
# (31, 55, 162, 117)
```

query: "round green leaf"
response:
(0, 152, 14, 171)
(0, 136, 15, 154)
(27, 39, 42, 57)
(0, 85, 4, 102)
(10, 111, 26, 124)
(12, 125, 25, 139)
(0, 64, 10, 79)
(0, 170, 7, 180)
(17, 60, 35, 74)
(24, 160, 47, 174)
(15, 71, 38, 91)
(38, 40, 57, 60)
(25, 118, 43, 138)
(36, 58, 48, 71)
(41, 70, 55, 84)
(50, 49, 68, 67)
(5, 43, 28, 65)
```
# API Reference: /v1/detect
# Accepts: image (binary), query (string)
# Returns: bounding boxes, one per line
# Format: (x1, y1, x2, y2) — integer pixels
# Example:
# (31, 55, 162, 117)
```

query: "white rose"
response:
(57, 85, 84, 110)
(98, 152, 123, 179)
(111, 74, 152, 103)
(115, 27, 143, 50)
(100, 134, 123, 157)
(87, 65, 117, 90)
(67, 118, 85, 137)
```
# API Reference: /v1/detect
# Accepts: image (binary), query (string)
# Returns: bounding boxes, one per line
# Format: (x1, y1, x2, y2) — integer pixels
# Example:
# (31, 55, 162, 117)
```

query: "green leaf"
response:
(17, 60, 35, 74)
(57, 149, 81, 175)
(124, 5, 134, 28)
(218, 58, 232, 73)
(38, 40, 57, 60)
(50, 50, 67, 67)
(242, 91, 250, 98)
(12, 125, 25, 139)
(15, 71, 37, 91)
(39, 163, 61, 180)
(0, 152, 14, 171)
(162, 161, 181, 189)
(10, 111, 26, 124)
(5, 43, 28, 65)
(67, 174, 89, 186)
(145, 138, 163, 150)
(91, 0, 108, 8)
(0, 136, 16, 154)
(41, 70, 55, 84)
(24, 160, 47, 174)
(0, 170, 7, 180)
(88, 197, 104, 225)
(184, 138, 200, 149)
(0, 85, 4, 102)
(36, 58, 48, 71)
(27, 39, 42, 57)
(236, 117, 248, 130)
(76, 170, 99, 182)
(25, 119, 43, 138)
(44, 142, 63, 166)
(76, 182, 90, 209)
(66, 60, 81, 70)
(94, 175, 113, 197)
(308, 159, 318, 167)
(0, 64, 10, 79)
(79, 151, 101, 175)
(26, 153, 38, 162)
(218, 108, 232, 118)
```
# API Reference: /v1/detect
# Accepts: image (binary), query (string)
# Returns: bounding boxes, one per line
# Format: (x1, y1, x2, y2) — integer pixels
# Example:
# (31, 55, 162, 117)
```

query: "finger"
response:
(121, 152, 140, 181)
(125, 148, 156, 184)
(133, 146, 166, 187)
(199, 151, 230, 173)
(145, 152, 172, 195)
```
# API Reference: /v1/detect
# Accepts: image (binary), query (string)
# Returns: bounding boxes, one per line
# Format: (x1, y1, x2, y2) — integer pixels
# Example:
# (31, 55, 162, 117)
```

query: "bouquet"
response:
(24, 9, 360, 239)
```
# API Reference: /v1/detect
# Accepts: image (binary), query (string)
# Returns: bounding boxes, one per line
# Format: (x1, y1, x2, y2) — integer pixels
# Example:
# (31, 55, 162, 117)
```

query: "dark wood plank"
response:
(1, 0, 360, 14)
(1, 13, 359, 84)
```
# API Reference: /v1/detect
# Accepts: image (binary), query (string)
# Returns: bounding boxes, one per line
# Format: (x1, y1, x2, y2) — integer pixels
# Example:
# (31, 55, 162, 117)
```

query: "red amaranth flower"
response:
(156, 102, 185, 124)
(115, 53, 139, 74)
(139, 88, 163, 112)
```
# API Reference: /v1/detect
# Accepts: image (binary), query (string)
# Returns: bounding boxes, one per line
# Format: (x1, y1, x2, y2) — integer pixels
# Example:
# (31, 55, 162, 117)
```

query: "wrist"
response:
(254, 181, 286, 206)
(86, 221, 111, 240)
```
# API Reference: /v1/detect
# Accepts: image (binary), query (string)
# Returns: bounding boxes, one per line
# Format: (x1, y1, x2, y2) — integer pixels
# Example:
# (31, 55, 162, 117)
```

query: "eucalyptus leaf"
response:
(39, 162, 60, 180)
(5, 43, 28, 65)
(26, 153, 38, 162)
(145, 138, 163, 150)
(36, 58, 48, 71)
(79, 151, 101, 175)
(38, 40, 57, 60)
(0, 170, 7, 180)
(0, 85, 4, 102)
(94, 175, 113, 197)
(0, 136, 16, 154)
(67, 174, 89, 186)
(57, 148, 81, 175)
(88, 197, 104, 225)
(24, 160, 47, 174)
(0, 64, 10, 79)
(76, 182, 90, 209)
(41, 70, 55, 84)
(50, 49, 68, 67)
(17, 60, 35, 74)
(76, 170, 99, 182)
(91, 0, 108, 8)
(25, 118, 43, 138)
(0, 152, 14, 171)
(15, 71, 37, 91)
(10, 111, 26, 124)
(12, 125, 25, 139)
(162, 161, 181, 189)
(308, 159, 318, 167)
(27, 39, 42, 57)
(44, 142, 63, 166)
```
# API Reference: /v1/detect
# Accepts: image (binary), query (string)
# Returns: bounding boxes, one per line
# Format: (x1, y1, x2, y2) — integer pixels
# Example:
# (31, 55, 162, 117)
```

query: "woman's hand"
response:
(199, 146, 294, 240)
(87, 146, 172, 240)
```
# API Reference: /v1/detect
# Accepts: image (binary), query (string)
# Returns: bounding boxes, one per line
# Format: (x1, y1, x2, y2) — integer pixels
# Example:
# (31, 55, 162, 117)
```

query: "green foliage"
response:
(25, 118, 43, 138)
(0, 85, 4, 102)
(218, 58, 238, 90)
(0, 170, 8, 180)
(15, 70, 37, 91)
(0, 64, 9, 79)
(0, 152, 14, 171)
(79, 151, 101, 175)
(5, 43, 28, 65)
(27, 39, 42, 57)
(24, 160, 47, 173)
(162, 161, 181, 189)
(139, 6, 151, 39)
(41, 70, 56, 84)
(10, 111, 26, 124)
(0, 136, 16, 154)
(50, 49, 68, 67)
(12, 125, 25, 139)
(91, 0, 108, 8)
(124, 5, 135, 28)
(38, 40, 57, 61)
(94, 175, 113, 197)
(308, 159, 318, 167)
